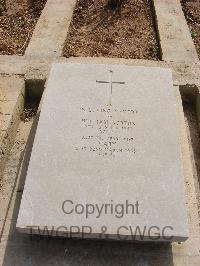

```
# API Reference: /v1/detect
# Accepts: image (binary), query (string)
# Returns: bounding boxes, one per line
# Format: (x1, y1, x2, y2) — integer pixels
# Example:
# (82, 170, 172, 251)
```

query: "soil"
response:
(181, 0, 200, 58)
(0, 0, 47, 55)
(63, 0, 160, 60)
(23, 95, 40, 122)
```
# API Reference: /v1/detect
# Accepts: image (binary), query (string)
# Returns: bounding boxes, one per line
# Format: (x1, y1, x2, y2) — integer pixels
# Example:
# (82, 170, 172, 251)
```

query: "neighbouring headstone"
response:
(17, 63, 188, 242)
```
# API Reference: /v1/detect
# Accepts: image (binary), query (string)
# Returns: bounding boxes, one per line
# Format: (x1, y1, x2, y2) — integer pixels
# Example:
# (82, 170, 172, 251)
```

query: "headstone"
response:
(17, 63, 188, 242)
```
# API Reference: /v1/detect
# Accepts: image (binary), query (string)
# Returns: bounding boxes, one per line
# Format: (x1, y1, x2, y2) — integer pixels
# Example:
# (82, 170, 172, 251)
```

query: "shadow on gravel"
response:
(183, 100, 200, 216)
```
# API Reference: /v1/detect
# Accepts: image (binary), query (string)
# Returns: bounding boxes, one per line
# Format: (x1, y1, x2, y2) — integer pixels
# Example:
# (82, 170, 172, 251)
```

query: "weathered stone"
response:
(17, 63, 188, 242)
(153, 0, 199, 63)
(25, 0, 77, 57)
(0, 76, 24, 182)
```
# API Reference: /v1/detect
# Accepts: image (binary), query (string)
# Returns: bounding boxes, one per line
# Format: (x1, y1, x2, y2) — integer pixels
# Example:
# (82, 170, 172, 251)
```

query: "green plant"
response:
(191, 29, 197, 38)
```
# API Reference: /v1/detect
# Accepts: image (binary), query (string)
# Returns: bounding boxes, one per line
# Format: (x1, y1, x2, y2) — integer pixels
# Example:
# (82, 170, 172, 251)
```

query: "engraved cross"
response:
(96, 70, 125, 106)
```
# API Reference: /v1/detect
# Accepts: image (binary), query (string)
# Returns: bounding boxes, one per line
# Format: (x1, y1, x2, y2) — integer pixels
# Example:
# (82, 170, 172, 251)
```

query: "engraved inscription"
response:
(74, 106, 139, 158)
(96, 70, 125, 106)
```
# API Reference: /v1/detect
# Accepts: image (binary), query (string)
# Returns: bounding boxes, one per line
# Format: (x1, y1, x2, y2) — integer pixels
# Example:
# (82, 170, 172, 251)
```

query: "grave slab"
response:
(17, 63, 188, 242)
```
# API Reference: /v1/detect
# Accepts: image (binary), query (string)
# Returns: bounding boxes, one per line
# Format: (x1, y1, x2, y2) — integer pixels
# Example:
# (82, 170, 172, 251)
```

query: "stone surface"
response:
(25, 0, 77, 57)
(0, 121, 31, 238)
(17, 63, 188, 242)
(154, 0, 199, 63)
(0, 76, 24, 182)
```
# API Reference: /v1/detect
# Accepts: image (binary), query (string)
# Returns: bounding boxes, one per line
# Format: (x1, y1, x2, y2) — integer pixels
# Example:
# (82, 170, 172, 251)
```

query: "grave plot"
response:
(0, 0, 200, 263)
(181, 0, 200, 58)
(0, 0, 47, 55)
(63, 0, 160, 60)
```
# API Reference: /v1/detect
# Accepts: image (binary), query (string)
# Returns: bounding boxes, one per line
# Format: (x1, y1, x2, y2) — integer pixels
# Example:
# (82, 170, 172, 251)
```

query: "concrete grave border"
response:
(0, 0, 199, 98)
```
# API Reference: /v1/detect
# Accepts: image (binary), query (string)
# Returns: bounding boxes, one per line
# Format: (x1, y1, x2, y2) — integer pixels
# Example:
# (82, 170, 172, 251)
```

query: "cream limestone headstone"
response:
(17, 63, 188, 242)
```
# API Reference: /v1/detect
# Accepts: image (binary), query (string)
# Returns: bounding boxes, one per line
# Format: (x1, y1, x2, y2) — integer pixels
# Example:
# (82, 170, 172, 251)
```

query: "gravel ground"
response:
(0, 0, 47, 55)
(181, 0, 200, 58)
(63, 0, 160, 60)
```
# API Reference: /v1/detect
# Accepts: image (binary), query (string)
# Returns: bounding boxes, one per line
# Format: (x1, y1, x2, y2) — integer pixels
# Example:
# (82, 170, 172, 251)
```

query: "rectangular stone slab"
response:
(17, 63, 188, 242)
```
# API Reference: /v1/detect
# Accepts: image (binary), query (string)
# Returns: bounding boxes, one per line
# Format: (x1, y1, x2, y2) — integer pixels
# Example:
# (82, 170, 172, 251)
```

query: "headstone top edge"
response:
(50, 62, 173, 75)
